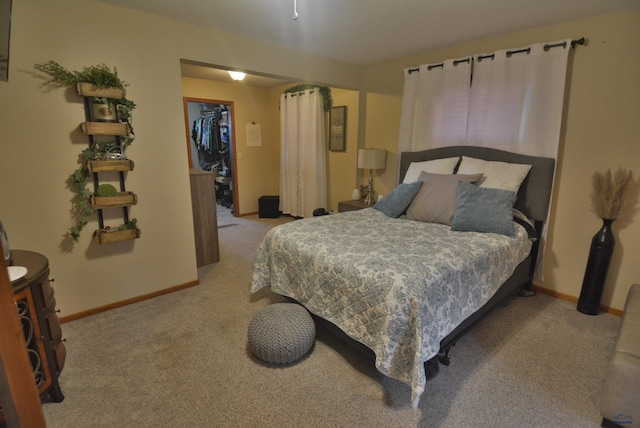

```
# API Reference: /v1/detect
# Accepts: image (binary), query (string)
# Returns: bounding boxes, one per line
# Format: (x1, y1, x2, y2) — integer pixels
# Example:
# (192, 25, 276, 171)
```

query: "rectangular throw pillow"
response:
(456, 156, 531, 194)
(451, 181, 516, 236)
(373, 181, 423, 218)
(405, 171, 483, 225)
(402, 157, 460, 183)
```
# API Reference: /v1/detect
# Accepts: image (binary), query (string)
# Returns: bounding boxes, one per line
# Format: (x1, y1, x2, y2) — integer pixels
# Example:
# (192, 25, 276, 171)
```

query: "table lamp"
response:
(358, 148, 386, 205)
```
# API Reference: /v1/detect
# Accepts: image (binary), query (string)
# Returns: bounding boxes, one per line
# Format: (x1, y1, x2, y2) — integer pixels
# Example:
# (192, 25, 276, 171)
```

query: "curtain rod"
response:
(408, 38, 586, 73)
(571, 37, 586, 48)
(284, 90, 316, 97)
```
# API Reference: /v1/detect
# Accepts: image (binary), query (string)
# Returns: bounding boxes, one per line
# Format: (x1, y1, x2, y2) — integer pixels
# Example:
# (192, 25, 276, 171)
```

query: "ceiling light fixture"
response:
(228, 71, 246, 81)
(293, 0, 299, 20)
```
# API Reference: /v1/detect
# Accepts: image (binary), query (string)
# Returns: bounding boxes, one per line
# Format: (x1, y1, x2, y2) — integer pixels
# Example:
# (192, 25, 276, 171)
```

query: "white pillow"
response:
(402, 157, 460, 183)
(457, 156, 532, 193)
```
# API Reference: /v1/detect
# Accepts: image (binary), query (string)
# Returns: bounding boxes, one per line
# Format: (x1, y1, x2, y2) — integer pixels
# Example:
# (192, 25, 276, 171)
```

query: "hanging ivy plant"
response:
(283, 83, 332, 111)
(67, 147, 95, 242)
(34, 60, 137, 242)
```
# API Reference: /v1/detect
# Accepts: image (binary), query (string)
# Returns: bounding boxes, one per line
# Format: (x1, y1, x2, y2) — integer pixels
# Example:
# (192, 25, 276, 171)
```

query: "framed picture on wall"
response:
(329, 106, 346, 151)
(0, 0, 12, 82)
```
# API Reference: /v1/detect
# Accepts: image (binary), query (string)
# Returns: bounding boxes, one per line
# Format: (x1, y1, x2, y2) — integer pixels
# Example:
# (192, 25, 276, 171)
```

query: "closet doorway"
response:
(183, 97, 238, 217)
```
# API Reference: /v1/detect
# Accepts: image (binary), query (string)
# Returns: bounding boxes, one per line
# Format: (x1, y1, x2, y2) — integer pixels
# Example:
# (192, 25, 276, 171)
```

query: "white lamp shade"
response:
(358, 148, 386, 170)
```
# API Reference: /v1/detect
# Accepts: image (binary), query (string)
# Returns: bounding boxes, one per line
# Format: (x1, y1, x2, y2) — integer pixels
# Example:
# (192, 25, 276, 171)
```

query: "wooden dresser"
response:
(189, 170, 220, 266)
(338, 199, 374, 212)
(4, 250, 65, 417)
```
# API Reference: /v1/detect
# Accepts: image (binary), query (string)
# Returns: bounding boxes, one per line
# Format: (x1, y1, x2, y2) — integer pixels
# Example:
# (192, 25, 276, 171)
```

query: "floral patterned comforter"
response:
(251, 208, 532, 407)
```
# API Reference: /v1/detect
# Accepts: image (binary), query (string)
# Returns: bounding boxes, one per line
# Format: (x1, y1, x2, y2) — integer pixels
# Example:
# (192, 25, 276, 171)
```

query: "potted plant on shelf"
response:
(34, 60, 137, 242)
(95, 218, 140, 245)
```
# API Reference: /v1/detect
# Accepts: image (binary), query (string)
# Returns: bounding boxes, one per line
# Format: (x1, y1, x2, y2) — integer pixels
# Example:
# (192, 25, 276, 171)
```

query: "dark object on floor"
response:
(248, 303, 316, 364)
(259, 195, 281, 218)
(216, 176, 233, 209)
(313, 208, 329, 216)
(578, 219, 615, 315)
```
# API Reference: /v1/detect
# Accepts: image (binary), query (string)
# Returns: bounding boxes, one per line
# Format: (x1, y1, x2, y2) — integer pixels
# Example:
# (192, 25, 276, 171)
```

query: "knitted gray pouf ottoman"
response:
(248, 303, 316, 364)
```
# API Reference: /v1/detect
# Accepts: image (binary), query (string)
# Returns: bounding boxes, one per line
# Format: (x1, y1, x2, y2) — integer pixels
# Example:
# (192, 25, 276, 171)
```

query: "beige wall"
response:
(182, 77, 282, 215)
(0, 0, 361, 316)
(1, 0, 636, 317)
(181, 80, 360, 214)
(361, 9, 640, 311)
(327, 88, 360, 211)
(362, 92, 404, 197)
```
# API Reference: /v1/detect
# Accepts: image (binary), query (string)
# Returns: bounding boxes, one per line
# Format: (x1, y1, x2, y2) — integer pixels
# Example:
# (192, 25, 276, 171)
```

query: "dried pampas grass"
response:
(591, 168, 633, 219)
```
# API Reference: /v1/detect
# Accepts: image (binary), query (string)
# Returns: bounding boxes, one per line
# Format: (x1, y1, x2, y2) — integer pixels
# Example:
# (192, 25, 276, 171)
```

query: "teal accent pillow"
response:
(373, 181, 423, 218)
(451, 181, 516, 236)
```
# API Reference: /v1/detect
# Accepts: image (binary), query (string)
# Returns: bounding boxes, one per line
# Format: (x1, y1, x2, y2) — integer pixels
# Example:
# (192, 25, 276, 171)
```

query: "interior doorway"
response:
(183, 97, 238, 215)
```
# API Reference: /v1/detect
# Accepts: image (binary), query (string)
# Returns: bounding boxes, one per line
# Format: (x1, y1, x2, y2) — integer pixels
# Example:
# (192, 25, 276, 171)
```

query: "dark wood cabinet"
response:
(190, 170, 220, 266)
(338, 199, 373, 212)
(5, 250, 65, 413)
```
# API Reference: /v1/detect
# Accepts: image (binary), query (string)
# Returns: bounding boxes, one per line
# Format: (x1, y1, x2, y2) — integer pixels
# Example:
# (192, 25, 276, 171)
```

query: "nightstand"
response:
(7, 250, 65, 414)
(338, 199, 374, 212)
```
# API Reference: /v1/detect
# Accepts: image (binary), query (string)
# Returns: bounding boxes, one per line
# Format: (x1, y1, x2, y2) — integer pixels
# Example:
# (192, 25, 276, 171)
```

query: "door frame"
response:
(182, 97, 239, 215)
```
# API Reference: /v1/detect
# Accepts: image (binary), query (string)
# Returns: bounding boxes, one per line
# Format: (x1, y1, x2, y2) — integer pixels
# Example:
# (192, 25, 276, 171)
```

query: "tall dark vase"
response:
(577, 219, 615, 315)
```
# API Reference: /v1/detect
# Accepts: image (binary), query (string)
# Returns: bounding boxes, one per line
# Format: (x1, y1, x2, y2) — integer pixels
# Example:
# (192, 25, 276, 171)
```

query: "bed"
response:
(251, 146, 555, 407)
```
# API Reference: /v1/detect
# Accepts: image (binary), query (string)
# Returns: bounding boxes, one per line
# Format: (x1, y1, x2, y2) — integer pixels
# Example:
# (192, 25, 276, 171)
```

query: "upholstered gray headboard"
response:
(399, 146, 555, 223)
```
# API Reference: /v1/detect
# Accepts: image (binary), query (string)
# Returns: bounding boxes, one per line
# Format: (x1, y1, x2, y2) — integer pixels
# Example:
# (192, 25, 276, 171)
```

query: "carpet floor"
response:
(42, 212, 620, 427)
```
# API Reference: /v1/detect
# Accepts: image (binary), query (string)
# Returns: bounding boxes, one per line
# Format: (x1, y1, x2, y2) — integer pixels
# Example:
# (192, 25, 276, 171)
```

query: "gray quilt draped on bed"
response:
(251, 208, 532, 407)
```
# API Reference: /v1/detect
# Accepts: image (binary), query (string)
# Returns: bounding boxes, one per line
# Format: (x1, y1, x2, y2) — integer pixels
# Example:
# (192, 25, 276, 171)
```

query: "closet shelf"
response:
(93, 228, 141, 245)
(80, 122, 131, 136)
(88, 159, 135, 173)
(76, 82, 126, 100)
(90, 192, 138, 209)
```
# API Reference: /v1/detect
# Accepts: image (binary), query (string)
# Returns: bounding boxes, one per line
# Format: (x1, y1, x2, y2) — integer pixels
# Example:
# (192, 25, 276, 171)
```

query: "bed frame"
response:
(399, 146, 555, 367)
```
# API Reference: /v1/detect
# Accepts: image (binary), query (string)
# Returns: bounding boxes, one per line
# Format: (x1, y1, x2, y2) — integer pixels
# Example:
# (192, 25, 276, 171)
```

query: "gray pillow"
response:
(405, 172, 484, 225)
(451, 181, 516, 236)
(373, 181, 423, 218)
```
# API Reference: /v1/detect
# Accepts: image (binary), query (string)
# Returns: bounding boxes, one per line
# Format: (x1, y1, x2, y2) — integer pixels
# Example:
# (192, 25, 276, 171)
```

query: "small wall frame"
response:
(0, 0, 11, 82)
(329, 106, 346, 152)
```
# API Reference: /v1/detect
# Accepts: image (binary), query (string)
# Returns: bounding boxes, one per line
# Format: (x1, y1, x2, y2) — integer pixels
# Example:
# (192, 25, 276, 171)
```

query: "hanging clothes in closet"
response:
(191, 106, 227, 172)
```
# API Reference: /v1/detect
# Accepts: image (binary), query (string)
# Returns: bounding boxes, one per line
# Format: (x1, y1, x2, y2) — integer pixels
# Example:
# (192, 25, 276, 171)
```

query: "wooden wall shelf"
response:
(88, 159, 135, 173)
(80, 122, 130, 136)
(90, 192, 137, 209)
(76, 83, 140, 243)
(76, 82, 126, 99)
(93, 228, 141, 245)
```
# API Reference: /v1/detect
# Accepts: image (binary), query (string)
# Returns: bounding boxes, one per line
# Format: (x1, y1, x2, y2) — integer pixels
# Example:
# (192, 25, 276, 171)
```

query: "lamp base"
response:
(364, 183, 374, 205)
(365, 170, 374, 205)
(364, 193, 374, 205)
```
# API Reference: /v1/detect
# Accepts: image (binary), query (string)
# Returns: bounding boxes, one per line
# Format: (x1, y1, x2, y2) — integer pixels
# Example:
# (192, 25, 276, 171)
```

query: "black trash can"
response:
(259, 196, 281, 218)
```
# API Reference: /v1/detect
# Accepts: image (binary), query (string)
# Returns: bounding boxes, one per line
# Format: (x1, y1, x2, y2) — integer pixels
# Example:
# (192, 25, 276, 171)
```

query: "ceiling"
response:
(100, 0, 639, 85)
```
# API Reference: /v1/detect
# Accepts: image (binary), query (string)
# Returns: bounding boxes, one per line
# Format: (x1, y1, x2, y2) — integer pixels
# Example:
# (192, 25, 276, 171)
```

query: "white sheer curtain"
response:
(398, 58, 472, 154)
(398, 40, 571, 156)
(397, 39, 572, 279)
(279, 89, 327, 218)
(465, 40, 571, 279)
(466, 40, 572, 157)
